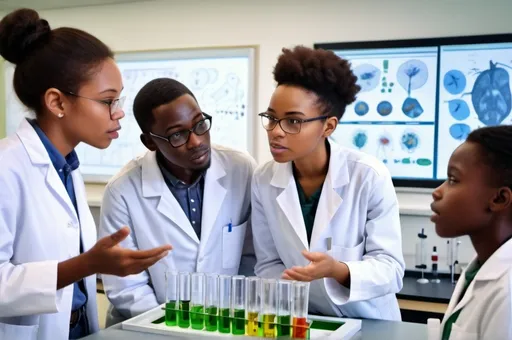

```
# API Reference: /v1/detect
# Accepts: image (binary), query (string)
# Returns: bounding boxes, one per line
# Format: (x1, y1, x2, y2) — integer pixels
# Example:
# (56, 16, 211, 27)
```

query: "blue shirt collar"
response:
(28, 118, 80, 172)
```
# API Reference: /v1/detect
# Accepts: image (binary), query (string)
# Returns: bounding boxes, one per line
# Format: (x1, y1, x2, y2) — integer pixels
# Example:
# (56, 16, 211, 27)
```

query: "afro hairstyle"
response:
(272, 45, 361, 120)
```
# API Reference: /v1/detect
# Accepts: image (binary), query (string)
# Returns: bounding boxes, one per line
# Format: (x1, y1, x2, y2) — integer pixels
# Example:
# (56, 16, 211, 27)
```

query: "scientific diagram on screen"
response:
(437, 43, 512, 178)
(331, 47, 438, 179)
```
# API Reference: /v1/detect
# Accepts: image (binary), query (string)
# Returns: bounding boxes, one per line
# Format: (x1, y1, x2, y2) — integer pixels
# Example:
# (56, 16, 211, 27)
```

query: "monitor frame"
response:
(315, 33, 512, 189)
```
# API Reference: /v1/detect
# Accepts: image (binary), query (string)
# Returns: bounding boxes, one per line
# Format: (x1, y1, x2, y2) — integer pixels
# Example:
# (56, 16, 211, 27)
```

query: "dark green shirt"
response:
(441, 262, 481, 340)
(293, 168, 323, 245)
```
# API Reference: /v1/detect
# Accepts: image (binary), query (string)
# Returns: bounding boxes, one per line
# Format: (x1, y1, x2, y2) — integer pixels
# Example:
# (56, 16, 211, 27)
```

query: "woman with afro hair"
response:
(251, 46, 405, 320)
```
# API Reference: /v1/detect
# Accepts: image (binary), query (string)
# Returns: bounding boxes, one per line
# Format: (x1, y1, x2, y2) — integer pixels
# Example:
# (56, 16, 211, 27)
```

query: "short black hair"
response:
(133, 78, 196, 133)
(273, 45, 361, 119)
(467, 125, 512, 188)
(0, 8, 114, 115)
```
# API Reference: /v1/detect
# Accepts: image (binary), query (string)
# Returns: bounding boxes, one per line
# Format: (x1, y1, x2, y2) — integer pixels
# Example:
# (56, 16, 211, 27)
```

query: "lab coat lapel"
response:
(310, 143, 349, 249)
(142, 151, 199, 244)
(16, 119, 77, 221)
(447, 238, 512, 317)
(72, 171, 96, 249)
(272, 162, 309, 250)
(199, 150, 227, 255)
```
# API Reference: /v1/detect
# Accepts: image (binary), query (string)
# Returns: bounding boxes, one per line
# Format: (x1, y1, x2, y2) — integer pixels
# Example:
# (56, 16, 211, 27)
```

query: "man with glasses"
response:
(98, 78, 257, 326)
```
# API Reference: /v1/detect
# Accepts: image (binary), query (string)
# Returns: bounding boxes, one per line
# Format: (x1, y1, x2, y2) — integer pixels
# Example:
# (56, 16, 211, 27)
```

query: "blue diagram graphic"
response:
(377, 101, 393, 116)
(397, 59, 428, 119)
(354, 64, 381, 92)
(352, 130, 368, 149)
(402, 97, 424, 119)
(446, 99, 470, 121)
(397, 59, 429, 93)
(449, 123, 471, 140)
(401, 130, 420, 153)
(462, 60, 512, 126)
(443, 70, 466, 95)
(354, 101, 370, 116)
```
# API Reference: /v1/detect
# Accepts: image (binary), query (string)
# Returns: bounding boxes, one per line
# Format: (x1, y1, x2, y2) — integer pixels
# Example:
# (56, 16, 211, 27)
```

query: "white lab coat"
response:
(99, 145, 256, 325)
(252, 141, 405, 320)
(0, 119, 99, 340)
(438, 238, 512, 340)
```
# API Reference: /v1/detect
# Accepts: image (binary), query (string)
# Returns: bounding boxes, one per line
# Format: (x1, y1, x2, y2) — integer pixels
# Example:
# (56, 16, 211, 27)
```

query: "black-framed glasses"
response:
(62, 91, 126, 119)
(258, 112, 329, 134)
(149, 113, 212, 148)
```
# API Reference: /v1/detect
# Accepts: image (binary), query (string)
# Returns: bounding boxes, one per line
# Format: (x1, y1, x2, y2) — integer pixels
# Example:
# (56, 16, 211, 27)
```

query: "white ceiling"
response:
(0, 0, 149, 11)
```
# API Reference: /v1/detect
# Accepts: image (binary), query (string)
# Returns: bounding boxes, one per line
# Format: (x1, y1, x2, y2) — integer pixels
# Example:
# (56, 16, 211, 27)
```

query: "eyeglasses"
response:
(149, 113, 212, 148)
(62, 91, 126, 119)
(258, 113, 329, 134)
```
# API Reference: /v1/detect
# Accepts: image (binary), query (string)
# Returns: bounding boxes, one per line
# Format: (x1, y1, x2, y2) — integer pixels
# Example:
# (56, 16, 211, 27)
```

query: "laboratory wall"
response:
(9, 0, 512, 272)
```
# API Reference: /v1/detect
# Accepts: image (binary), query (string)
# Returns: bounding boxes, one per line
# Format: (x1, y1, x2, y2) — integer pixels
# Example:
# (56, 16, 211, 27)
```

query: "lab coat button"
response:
(67, 222, 73, 228)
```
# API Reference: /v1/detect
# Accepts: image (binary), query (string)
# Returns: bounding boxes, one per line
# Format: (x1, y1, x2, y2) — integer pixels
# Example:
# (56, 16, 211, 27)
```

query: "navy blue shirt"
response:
(29, 119, 88, 312)
(157, 154, 205, 239)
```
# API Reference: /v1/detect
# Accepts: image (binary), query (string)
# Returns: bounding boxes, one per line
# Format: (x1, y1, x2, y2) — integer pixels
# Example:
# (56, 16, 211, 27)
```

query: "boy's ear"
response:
(140, 133, 157, 151)
(489, 187, 512, 212)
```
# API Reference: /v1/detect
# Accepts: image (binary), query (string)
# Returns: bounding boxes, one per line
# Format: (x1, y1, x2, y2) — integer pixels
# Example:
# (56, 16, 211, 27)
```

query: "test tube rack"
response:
(121, 273, 362, 339)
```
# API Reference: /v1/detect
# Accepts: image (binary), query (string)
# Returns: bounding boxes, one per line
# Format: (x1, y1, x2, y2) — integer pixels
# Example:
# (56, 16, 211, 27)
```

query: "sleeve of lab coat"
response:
(0, 178, 59, 317)
(324, 170, 405, 304)
(479, 274, 512, 340)
(251, 174, 287, 279)
(238, 157, 258, 277)
(99, 186, 159, 319)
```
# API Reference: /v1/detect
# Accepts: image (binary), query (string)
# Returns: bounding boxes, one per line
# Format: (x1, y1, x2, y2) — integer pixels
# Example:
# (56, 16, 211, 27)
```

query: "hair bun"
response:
(0, 8, 51, 65)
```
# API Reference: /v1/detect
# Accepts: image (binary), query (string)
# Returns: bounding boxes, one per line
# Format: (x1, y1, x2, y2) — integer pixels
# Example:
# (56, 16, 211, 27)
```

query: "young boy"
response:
(431, 125, 512, 340)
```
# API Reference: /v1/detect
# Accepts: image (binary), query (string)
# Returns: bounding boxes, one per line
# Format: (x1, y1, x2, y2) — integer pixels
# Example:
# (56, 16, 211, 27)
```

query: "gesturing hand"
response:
(86, 227, 172, 277)
(281, 250, 350, 286)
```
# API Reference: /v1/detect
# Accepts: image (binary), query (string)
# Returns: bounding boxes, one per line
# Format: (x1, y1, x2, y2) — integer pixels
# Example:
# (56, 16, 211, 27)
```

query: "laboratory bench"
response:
(396, 271, 457, 323)
(83, 319, 428, 340)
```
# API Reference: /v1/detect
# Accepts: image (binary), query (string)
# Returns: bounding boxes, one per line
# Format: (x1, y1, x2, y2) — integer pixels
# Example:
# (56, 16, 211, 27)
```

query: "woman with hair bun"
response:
(251, 46, 405, 320)
(0, 8, 171, 340)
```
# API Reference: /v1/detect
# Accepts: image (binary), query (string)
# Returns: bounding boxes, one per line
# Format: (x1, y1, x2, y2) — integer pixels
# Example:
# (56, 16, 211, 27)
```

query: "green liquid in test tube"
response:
(190, 272, 205, 330)
(218, 275, 232, 333)
(231, 275, 246, 335)
(178, 272, 191, 328)
(277, 279, 293, 336)
(205, 273, 219, 332)
(164, 271, 179, 326)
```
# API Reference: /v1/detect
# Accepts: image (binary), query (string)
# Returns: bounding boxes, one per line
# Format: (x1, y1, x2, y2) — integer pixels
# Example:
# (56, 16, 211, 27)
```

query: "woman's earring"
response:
(58, 113, 64, 118)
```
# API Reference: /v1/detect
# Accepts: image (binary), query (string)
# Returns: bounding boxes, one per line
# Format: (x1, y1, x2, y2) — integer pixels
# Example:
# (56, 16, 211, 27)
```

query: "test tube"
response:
(190, 272, 205, 330)
(218, 275, 232, 333)
(205, 274, 219, 332)
(165, 271, 179, 326)
(277, 279, 292, 337)
(178, 272, 191, 328)
(260, 278, 277, 338)
(231, 275, 246, 335)
(292, 281, 310, 339)
(245, 277, 260, 336)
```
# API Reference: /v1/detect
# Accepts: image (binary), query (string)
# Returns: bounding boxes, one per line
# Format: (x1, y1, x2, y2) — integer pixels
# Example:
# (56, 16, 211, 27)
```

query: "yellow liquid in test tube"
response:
(247, 311, 258, 336)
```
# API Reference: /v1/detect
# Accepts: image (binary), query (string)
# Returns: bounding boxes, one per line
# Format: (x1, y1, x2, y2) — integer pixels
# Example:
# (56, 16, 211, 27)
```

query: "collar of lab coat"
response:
(270, 140, 350, 189)
(141, 149, 226, 197)
(473, 237, 512, 281)
(269, 140, 350, 249)
(141, 148, 227, 246)
(445, 237, 512, 318)
(16, 118, 80, 221)
(16, 118, 53, 166)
